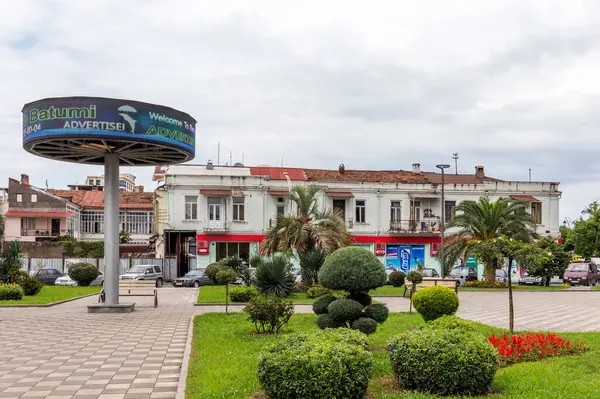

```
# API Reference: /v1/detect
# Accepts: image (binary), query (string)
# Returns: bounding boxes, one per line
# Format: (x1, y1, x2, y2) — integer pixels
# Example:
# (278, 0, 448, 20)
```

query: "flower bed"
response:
(488, 332, 585, 367)
(462, 281, 508, 288)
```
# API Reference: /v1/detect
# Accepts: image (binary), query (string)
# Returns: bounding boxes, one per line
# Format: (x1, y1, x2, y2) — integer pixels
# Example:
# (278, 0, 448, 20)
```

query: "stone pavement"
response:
(0, 287, 196, 399)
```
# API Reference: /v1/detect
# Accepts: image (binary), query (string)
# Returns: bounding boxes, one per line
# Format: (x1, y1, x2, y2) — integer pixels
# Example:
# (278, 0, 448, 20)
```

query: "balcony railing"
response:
(389, 220, 440, 233)
(21, 229, 71, 237)
(203, 220, 229, 233)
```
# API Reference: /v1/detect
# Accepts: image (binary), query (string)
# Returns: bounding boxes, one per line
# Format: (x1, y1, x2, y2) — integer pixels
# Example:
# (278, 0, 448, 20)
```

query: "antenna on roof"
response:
(45, 179, 49, 191)
(281, 157, 284, 167)
(453, 153, 459, 175)
(217, 141, 220, 166)
(529, 168, 532, 182)
(229, 151, 232, 166)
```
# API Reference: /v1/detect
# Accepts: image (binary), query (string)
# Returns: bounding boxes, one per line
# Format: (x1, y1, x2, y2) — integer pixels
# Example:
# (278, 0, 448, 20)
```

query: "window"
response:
(31, 194, 37, 203)
(185, 196, 198, 220)
(276, 205, 285, 217)
(216, 242, 250, 262)
(208, 198, 221, 221)
(27, 217, 36, 230)
(410, 200, 421, 222)
(531, 202, 542, 224)
(355, 200, 366, 223)
(233, 197, 245, 221)
(121, 211, 154, 234)
(154, 266, 161, 273)
(95, 179, 100, 185)
(444, 201, 456, 222)
(390, 201, 402, 222)
(16, 194, 22, 202)
(89, 180, 93, 185)
(81, 210, 104, 234)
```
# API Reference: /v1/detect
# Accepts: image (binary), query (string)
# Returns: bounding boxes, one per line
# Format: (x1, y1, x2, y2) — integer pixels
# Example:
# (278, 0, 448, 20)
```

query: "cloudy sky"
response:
(1, 0, 599, 222)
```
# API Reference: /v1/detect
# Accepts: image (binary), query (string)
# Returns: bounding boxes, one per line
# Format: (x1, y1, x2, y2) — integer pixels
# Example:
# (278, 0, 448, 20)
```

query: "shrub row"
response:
(462, 280, 508, 288)
(0, 284, 24, 300)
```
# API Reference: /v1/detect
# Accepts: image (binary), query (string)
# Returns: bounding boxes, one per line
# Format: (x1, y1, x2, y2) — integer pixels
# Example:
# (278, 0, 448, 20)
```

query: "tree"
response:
(0, 241, 25, 283)
(466, 237, 550, 332)
(442, 197, 538, 282)
(559, 224, 575, 252)
(119, 230, 131, 244)
(529, 237, 570, 284)
(570, 201, 600, 258)
(260, 185, 352, 275)
(216, 267, 238, 314)
(298, 247, 326, 285)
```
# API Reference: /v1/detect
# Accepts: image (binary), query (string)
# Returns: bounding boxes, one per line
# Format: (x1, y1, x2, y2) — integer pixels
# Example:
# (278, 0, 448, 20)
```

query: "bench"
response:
(404, 278, 459, 297)
(98, 280, 158, 308)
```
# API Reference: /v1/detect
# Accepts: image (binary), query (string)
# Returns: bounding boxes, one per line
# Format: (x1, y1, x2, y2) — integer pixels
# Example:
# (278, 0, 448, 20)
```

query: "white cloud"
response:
(1, 0, 600, 221)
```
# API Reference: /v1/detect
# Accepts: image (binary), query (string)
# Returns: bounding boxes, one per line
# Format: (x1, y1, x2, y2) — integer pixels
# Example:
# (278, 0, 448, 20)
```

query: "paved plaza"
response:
(0, 288, 598, 398)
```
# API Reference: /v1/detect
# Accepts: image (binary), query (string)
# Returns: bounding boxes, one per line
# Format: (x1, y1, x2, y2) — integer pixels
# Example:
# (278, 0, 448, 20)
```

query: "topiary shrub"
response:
(406, 270, 423, 285)
(388, 329, 498, 396)
(19, 274, 44, 296)
(258, 330, 373, 399)
(0, 284, 24, 300)
(318, 246, 387, 294)
(388, 270, 406, 287)
(364, 303, 389, 323)
(412, 285, 459, 322)
(229, 286, 258, 302)
(254, 256, 295, 297)
(243, 295, 294, 334)
(328, 298, 365, 324)
(313, 294, 337, 315)
(316, 313, 345, 329)
(205, 262, 225, 284)
(306, 284, 331, 299)
(349, 292, 372, 307)
(351, 317, 378, 334)
(428, 315, 478, 333)
(68, 262, 99, 286)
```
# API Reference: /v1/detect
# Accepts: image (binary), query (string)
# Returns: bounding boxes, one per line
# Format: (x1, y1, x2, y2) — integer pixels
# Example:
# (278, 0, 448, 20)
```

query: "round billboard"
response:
(22, 97, 196, 166)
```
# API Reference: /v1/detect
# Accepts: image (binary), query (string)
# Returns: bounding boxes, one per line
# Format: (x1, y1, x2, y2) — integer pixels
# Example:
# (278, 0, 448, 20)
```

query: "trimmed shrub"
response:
(321, 328, 369, 349)
(388, 270, 406, 287)
(350, 292, 372, 307)
(351, 317, 378, 334)
(215, 268, 237, 285)
(364, 303, 389, 324)
(412, 285, 459, 322)
(313, 294, 337, 315)
(258, 330, 373, 399)
(428, 315, 478, 333)
(67, 262, 99, 286)
(254, 256, 295, 297)
(243, 295, 294, 334)
(318, 246, 387, 293)
(306, 284, 331, 299)
(19, 274, 44, 296)
(316, 313, 345, 329)
(328, 298, 364, 323)
(462, 280, 508, 289)
(205, 262, 225, 284)
(406, 270, 423, 285)
(388, 329, 498, 396)
(0, 284, 24, 300)
(229, 286, 257, 302)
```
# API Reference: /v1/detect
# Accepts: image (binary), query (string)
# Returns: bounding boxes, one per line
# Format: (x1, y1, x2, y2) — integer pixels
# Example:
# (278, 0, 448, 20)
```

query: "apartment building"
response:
(154, 162, 561, 277)
(68, 173, 142, 192)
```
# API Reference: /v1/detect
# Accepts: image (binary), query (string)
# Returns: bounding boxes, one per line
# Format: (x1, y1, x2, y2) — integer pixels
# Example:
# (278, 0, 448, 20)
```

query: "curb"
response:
(0, 292, 101, 308)
(175, 314, 195, 399)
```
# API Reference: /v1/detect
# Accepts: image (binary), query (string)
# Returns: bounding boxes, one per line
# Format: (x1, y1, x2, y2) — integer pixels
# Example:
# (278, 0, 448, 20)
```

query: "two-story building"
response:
(155, 162, 561, 277)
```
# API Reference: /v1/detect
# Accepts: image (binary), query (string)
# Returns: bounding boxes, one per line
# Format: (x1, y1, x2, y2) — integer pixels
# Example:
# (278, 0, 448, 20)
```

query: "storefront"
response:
(196, 234, 264, 268)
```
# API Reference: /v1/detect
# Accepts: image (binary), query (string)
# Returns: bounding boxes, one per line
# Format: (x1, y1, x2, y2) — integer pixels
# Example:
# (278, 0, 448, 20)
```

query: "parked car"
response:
(420, 268, 440, 278)
(448, 267, 478, 282)
(29, 268, 63, 285)
(519, 272, 550, 286)
(119, 265, 164, 287)
(55, 271, 104, 286)
(172, 269, 212, 288)
(483, 269, 508, 283)
(563, 261, 599, 286)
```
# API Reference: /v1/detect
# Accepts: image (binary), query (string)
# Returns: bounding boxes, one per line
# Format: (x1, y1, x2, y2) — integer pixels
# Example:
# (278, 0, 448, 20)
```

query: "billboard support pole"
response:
(104, 153, 120, 306)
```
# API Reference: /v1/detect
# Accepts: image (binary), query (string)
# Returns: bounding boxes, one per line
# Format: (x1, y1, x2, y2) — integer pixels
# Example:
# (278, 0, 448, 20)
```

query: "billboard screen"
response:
(385, 244, 425, 273)
(22, 97, 196, 161)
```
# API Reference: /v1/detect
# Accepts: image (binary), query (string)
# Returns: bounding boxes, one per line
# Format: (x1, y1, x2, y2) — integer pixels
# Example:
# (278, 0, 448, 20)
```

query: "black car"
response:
(30, 268, 63, 285)
(448, 267, 478, 282)
(172, 269, 213, 288)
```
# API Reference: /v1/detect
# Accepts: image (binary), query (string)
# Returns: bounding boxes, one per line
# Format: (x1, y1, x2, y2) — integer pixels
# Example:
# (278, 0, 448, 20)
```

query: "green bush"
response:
(349, 292, 372, 307)
(67, 263, 99, 286)
(229, 286, 257, 302)
(280, 329, 369, 350)
(406, 270, 423, 285)
(19, 274, 44, 296)
(328, 298, 364, 323)
(313, 294, 337, 315)
(243, 295, 294, 334)
(364, 303, 389, 323)
(351, 317, 378, 334)
(388, 329, 498, 396)
(316, 313, 345, 329)
(258, 330, 373, 399)
(254, 256, 295, 297)
(427, 315, 478, 333)
(412, 285, 459, 322)
(306, 284, 331, 299)
(215, 268, 238, 285)
(462, 280, 508, 288)
(388, 270, 406, 287)
(318, 246, 387, 293)
(205, 262, 225, 284)
(0, 284, 24, 300)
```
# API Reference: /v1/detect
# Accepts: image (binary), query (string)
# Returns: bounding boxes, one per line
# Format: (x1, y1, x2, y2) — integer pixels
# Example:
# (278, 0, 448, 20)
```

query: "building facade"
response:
(155, 163, 561, 277)
(68, 173, 141, 192)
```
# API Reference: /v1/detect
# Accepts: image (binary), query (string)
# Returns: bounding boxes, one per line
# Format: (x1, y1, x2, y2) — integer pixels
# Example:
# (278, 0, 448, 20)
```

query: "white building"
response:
(68, 173, 141, 192)
(155, 162, 561, 277)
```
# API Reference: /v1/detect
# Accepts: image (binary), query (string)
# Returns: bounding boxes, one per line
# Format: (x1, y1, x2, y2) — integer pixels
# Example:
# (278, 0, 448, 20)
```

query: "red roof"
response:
(249, 167, 306, 181)
(304, 169, 427, 183)
(510, 195, 539, 202)
(48, 190, 153, 210)
(5, 211, 73, 217)
(423, 172, 501, 185)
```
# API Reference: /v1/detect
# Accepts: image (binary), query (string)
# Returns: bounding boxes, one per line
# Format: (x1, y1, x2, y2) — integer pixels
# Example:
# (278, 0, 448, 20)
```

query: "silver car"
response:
(119, 265, 164, 287)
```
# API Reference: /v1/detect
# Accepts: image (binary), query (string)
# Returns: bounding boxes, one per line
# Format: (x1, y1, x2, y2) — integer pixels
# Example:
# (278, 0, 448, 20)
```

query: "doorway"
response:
(51, 219, 60, 236)
(333, 199, 346, 220)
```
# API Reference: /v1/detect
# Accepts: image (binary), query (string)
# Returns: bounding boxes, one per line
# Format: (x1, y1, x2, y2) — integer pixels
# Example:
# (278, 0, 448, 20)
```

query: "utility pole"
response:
(436, 164, 450, 277)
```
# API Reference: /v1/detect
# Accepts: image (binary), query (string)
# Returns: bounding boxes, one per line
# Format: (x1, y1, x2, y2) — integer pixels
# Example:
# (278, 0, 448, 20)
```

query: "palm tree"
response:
(442, 197, 537, 282)
(260, 185, 352, 259)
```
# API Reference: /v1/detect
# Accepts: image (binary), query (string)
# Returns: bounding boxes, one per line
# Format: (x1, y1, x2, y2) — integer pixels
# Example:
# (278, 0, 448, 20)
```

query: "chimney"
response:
(135, 186, 144, 193)
(339, 163, 345, 174)
(475, 165, 485, 178)
(412, 163, 421, 173)
(21, 174, 29, 185)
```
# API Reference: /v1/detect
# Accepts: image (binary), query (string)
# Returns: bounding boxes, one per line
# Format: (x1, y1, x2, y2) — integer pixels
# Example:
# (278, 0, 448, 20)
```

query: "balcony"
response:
(203, 220, 229, 233)
(21, 228, 71, 237)
(389, 220, 441, 234)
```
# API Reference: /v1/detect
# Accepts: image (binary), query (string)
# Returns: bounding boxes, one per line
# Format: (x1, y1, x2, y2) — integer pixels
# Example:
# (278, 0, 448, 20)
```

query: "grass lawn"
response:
(197, 285, 314, 304)
(0, 285, 102, 305)
(186, 312, 600, 399)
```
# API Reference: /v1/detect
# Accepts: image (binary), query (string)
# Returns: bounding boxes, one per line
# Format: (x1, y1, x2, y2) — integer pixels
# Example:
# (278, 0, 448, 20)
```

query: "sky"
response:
(1, 0, 600, 223)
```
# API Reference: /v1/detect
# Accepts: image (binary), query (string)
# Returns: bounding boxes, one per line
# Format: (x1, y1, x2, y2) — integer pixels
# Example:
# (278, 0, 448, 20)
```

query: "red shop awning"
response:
(4, 211, 73, 217)
(327, 192, 353, 198)
(510, 195, 539, 202)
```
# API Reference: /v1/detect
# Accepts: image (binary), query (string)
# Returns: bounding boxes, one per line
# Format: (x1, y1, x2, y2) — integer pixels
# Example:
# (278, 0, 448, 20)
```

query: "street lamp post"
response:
(436, 164, 451, 278)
